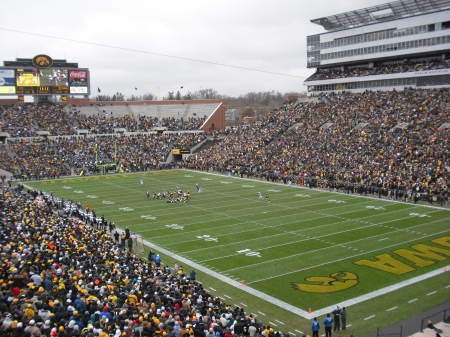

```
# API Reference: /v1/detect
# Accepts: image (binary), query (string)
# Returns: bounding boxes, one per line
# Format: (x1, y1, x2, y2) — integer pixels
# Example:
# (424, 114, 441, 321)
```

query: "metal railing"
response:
(377, 326, 402, 337)
(421, 308, 450, 332)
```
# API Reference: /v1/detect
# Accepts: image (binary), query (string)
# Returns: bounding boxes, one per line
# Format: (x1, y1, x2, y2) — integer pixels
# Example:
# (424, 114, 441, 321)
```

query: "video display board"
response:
(0, 69, 16, 94)
(0, 67, 90, 95)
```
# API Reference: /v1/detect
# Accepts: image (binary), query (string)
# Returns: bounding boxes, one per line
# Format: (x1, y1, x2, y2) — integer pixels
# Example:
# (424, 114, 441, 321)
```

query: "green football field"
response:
(26, 170, 450, 336)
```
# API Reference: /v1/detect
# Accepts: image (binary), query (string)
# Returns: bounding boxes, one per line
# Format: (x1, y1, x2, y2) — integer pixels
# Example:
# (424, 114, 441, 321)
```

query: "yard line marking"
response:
(139, 231, 450, 319)
(386, 306, 397, 311)
(234, 225, 448, 278)
(408, 299, 417, 303)
(347, 324, 352, 328)
(365, 315, 375, 320)
(445, 285, 450, 289)
(427, 291, 437, 296)
(211, 213, 445, 268)
(275, 319, 284, 324)
(209, 287, 216, 291)
(268, 322, 278, 326)
(379, 238, 388, 241)
(295, 330, 303, 334)
(223, 294, 232, 299)
(258, 311, 266, 316)
(289, 333, 296, 336)
(240, 303, 247, 307)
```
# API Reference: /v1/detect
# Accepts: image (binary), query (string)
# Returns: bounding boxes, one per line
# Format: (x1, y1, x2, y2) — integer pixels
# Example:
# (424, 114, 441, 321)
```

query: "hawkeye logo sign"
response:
(292, 236, 450, 293)
(32, 54, 53, 68)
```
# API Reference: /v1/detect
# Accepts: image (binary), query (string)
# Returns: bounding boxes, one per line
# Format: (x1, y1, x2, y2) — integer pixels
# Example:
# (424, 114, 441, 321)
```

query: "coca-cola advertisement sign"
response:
(69, 70, 87, 79)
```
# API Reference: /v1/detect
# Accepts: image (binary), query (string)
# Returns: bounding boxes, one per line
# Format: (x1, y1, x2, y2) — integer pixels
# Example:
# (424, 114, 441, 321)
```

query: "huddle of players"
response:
(146, 186, 190, 203)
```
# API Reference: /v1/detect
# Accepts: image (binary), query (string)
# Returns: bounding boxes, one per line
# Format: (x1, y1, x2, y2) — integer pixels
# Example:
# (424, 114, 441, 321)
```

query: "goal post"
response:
(132, 233, 145, 254)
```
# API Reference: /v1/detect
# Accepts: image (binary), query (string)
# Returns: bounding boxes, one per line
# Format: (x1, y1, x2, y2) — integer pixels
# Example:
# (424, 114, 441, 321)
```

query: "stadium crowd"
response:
(305, 59, 450, 82)
(183, 88, 449, 202)
(0, 184, 273, 337)
(2, 133, 206, 178)
(1, 107, 205, 138)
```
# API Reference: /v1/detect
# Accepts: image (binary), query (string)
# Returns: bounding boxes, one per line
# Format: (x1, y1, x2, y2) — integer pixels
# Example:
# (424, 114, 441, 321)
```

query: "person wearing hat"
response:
(24, 319, 41, 336)
(332, 306, 341, 332)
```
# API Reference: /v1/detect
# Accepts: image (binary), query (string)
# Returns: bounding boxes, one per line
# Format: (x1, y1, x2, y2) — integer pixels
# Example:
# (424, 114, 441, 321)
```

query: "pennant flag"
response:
(98, 87, 101, 93)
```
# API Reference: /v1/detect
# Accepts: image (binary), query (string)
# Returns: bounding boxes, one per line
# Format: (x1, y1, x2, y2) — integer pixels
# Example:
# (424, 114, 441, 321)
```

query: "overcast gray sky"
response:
(0, 0, 389, 99)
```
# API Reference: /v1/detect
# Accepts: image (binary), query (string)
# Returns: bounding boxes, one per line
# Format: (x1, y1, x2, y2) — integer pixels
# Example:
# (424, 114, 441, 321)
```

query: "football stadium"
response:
(0, 1, 449, 337)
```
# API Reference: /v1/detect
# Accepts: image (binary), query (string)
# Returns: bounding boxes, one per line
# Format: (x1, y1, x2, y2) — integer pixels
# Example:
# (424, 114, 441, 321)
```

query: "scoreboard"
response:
(0, 55, 90, 96)
(16, 86, 71, 95)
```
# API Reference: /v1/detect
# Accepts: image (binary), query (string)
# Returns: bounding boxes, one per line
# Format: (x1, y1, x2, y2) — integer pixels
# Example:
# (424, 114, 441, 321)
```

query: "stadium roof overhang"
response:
(311, 0, 450, 32)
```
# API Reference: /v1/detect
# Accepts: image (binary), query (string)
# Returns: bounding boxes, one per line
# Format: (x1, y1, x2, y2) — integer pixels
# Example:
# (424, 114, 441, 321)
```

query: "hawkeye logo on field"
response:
(292, 236, 450, 293)
(292, 272, 358, 293)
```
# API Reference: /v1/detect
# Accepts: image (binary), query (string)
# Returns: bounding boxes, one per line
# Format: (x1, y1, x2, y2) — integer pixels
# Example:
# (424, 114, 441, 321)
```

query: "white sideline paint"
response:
(141, 233, 450, 319)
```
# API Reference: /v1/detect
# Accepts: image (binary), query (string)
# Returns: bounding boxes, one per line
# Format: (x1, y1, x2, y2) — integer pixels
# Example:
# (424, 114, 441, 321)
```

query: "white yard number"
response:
(201, 178, 212, 180)
(102, 200, 115, 204)
(166, 224, 184, 230)
(237, 249, 261, 257)
(242, 185, 254, 188)
(328, 200, 346, 203)
(409, 213, 431, 218)
(141, 215, 156, 220)
(221, 181, 232, 184)
(62, 186, 72, 189)
(295, 194, 311, 197)
(267, 189, 280, 192)
(366, 206, 385, 210)
(74, 190, 84, 194)
(119, 207, 133, 211)
(86, 195, 98, 198)
(196, 235, 218, 242)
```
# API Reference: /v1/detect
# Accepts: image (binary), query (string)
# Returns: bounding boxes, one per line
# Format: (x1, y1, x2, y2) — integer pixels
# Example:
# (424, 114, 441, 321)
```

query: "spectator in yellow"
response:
(128, 290, 138, 306)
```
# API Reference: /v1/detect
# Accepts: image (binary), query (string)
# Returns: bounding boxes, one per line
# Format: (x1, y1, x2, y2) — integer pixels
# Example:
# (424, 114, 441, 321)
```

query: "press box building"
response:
(304, 0, 450, 94)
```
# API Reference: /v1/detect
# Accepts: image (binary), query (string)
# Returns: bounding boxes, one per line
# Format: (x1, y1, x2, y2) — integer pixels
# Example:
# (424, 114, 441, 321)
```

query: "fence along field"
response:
(27, 169, 450, 318)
